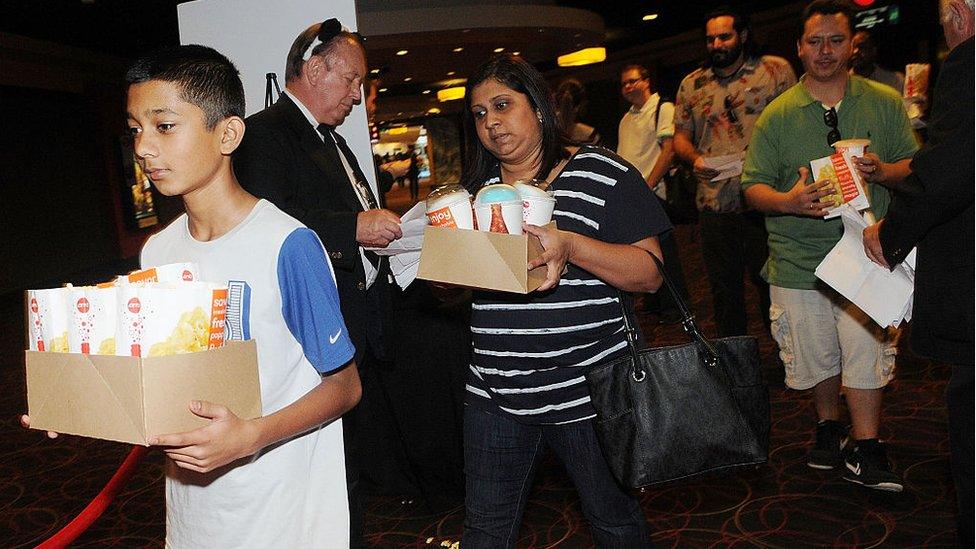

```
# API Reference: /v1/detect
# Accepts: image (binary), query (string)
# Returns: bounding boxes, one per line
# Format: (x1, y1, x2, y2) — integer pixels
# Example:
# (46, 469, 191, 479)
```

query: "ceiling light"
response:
(387, 126, 409, 135)
(422, 89, 432, 94)
(642, 14, 659, 21)
(513, 52, 521, 56)
(427, 107, 442, 114)
(437, 87, 466, 102)
(379, 87, 388, 92)
(493, 47, 504, 53)
(396, 50, 408, 56)
(447, 71, 456, 76)
(453, 47, 463, 52)
(404, 77, 412, 82)
(370, 68, 380, 74)
(557, 47, 606, 67)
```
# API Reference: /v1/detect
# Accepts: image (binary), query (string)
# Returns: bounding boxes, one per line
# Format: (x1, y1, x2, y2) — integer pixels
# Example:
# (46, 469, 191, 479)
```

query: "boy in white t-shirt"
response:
(96, 45, 360, 547)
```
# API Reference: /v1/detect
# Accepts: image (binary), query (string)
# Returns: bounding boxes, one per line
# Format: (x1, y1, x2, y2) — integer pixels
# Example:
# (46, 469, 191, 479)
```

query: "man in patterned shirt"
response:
(673, 6, 796, 337)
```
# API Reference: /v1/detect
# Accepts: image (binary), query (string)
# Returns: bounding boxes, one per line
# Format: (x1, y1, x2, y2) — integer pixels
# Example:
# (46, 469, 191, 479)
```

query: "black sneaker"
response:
(807, 420, 848, 470)
(843, 439, 903, 492)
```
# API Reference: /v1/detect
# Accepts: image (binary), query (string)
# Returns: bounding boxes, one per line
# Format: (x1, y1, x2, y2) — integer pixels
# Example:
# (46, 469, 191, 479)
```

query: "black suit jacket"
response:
(880, 37, 974, 364)
(234, 94, 393, 363)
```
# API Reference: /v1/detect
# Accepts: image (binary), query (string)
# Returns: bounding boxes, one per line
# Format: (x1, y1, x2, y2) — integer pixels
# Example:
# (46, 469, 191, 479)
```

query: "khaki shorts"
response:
(769, 285, 898, 390)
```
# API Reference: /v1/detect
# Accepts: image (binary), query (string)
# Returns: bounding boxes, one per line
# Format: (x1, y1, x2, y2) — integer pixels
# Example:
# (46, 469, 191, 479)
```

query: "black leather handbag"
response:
(584, 253, 770, 489)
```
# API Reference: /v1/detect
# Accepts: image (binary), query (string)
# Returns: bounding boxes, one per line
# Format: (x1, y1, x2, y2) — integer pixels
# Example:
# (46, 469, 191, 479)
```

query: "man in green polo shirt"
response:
(742, 0, 917, 492)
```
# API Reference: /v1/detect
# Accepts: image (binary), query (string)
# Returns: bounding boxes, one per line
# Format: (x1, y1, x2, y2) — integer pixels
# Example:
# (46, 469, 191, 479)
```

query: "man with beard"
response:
(742, 0, 917, 492)
(673, 7, 796, 337)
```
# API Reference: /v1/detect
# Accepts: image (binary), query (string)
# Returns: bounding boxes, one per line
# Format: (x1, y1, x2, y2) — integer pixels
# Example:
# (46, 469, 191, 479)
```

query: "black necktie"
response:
(316, 124, 382, 271)
(317, 124, 379, 210)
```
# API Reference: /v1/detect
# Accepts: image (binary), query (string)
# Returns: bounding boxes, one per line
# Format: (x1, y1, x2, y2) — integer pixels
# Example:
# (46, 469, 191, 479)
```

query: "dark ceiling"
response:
(3, 0, 805, 59)
(2, 1, 938, 125)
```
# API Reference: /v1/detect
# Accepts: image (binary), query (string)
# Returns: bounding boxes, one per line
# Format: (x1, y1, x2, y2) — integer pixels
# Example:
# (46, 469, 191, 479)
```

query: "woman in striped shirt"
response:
(459, 54, 672, 548)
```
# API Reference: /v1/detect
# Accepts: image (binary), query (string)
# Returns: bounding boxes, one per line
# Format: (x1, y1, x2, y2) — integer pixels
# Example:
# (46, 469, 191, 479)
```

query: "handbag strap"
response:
(617, 250, 721, 381)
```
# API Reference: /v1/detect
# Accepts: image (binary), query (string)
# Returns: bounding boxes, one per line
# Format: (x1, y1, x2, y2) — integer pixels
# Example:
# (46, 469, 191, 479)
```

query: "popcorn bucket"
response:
(27, 288, 69, 352)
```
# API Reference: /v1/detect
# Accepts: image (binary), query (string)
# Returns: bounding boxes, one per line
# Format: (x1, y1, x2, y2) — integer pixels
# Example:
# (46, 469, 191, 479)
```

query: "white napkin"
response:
(365, 202, 427, 289)
(815, 205, 915, 328)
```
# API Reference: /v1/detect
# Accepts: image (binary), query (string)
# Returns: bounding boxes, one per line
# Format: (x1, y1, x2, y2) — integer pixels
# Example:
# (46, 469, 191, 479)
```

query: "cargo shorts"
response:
(768, 285, 898, 390)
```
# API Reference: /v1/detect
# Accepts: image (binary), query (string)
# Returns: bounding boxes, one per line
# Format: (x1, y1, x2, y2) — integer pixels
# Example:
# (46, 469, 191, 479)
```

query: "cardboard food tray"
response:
(25, 340, 262, 446)
(417, 225, 549, 293)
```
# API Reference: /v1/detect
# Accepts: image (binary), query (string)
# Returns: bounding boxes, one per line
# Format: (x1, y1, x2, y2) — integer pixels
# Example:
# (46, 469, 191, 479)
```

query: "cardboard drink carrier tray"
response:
(417, 224, 550, 293)
(25, 340, 262, 446)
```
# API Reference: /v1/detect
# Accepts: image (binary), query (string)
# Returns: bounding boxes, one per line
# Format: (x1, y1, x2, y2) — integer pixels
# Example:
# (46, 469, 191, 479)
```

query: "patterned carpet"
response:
(0, 181, 959, 547)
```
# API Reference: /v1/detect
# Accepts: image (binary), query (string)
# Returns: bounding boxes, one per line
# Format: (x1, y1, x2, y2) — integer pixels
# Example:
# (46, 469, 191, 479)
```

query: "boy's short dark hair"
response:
(125, 44, 245, 130)
(801, 0, 858, 37)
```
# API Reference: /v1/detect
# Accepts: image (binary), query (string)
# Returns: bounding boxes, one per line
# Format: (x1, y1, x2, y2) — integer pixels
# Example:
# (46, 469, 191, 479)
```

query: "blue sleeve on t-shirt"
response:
(277, 228, 356, 374)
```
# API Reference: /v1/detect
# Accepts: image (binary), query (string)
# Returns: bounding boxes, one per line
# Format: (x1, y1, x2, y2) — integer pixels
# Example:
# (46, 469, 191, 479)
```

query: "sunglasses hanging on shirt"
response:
(724, 94, 739, 124)
(823, 107, 841, 147)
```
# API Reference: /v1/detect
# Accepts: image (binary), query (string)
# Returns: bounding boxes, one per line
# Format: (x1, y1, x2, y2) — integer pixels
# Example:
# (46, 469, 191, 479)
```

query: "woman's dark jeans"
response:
(462, 407, 650, 548)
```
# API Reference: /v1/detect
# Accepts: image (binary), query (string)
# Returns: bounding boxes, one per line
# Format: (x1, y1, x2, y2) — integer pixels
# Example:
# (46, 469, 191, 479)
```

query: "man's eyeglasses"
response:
(621, 77, 645, 89)
(724, 95, 739, 124)
(823, 107, 841, 147)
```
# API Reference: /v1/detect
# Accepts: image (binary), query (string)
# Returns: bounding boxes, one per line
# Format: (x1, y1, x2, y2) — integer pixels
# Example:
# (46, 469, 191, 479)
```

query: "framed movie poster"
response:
(119, 135, 159, 230)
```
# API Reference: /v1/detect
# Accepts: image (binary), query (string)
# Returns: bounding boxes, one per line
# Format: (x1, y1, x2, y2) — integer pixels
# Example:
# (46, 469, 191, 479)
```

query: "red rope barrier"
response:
(35, 446, 149, 549)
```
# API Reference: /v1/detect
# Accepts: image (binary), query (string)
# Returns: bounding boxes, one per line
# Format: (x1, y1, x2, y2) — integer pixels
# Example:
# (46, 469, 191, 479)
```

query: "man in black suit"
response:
(862, 0, 974, 542)
(233, 19, 401, 547)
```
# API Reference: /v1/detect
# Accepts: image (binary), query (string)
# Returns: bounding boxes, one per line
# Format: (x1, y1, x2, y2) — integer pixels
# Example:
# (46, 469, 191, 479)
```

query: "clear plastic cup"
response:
(513, 179, 552, 199)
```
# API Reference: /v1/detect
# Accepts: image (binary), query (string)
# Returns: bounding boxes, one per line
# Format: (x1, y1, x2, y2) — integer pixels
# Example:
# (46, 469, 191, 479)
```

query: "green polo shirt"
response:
(742, 75, 918, 289)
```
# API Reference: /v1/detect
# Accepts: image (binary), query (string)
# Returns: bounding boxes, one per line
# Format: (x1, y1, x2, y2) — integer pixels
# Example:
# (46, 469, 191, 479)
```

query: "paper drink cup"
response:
(426, 185, 473, 229)
(427, 196, 474, 229)
(523, 196, 556, 225)
(833, 139, 870, 157)
(904, 64, 930, 99)
(474, 184, 523, 234)
(474, 201, 523, 235)
(904, 64, 930, 119)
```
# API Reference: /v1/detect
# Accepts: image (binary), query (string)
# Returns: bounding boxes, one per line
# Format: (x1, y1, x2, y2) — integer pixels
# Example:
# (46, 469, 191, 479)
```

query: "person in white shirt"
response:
(617, 64, 688, 321)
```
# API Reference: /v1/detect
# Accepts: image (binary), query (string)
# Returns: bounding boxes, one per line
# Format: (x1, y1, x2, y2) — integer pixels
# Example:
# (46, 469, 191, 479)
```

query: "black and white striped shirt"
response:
(466, 146, 671, 424)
